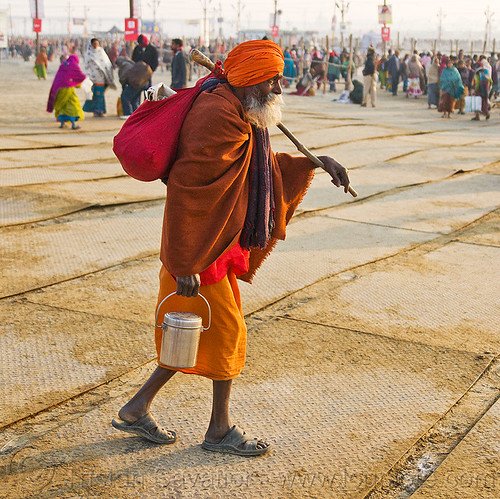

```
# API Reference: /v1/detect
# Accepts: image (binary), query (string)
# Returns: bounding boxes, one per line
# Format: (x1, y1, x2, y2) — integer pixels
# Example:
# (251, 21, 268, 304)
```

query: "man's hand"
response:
(317, 156, 350, 193)
(176, 274, 201, 297)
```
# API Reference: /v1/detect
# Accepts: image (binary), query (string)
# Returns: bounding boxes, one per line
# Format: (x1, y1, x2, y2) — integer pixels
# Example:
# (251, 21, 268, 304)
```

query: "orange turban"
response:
(224, 40, 285, 87)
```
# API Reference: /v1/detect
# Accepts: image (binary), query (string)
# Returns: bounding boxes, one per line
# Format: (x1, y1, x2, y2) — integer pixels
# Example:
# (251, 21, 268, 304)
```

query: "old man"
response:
(112, 39, 350, 457)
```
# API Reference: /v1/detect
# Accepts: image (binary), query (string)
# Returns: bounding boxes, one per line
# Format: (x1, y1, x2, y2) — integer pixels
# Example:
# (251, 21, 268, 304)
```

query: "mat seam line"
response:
(362, 355, 500, 498)
(278, 316, 489, 357)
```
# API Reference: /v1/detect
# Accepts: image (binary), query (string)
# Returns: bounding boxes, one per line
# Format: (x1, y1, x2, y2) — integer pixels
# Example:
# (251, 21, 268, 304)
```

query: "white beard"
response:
(244, 92, 284, 129)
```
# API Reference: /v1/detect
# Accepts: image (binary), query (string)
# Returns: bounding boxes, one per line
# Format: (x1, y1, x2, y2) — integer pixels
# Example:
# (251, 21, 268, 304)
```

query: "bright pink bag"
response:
(113, 75, 212, 182)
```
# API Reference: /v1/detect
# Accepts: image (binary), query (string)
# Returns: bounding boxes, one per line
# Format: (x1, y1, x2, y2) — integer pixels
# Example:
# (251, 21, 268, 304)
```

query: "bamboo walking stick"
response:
(190, 49, 358, 198)
(277, 122, 357, 197)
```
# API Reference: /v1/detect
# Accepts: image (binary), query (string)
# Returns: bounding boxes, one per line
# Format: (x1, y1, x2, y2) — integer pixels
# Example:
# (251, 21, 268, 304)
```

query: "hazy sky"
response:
(2, 0, 498, 38)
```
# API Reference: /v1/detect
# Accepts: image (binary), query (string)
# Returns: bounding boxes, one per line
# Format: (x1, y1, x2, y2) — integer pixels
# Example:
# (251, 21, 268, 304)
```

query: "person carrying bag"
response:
(116, 57, 153, 118)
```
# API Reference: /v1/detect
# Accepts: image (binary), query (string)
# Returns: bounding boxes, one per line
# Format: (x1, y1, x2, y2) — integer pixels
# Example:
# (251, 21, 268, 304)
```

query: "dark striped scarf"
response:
(240, 126, 275, 250)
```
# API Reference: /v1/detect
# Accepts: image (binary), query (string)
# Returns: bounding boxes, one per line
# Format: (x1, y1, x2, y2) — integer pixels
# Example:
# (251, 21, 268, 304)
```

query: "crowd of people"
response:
(8, 33, 500, 127)
(374, 49, 499, 120)
(23, 35, 192, 128)
(281, 45, 357, 96)
(260, 42, 499, 122)
(29, 35, 356, 128)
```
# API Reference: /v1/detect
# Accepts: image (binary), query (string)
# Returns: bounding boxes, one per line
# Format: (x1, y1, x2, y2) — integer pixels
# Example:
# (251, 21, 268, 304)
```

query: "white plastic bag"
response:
(145, 83, 177, 102)
(464, 96, 482, 113)
(81, 78, 93, 101)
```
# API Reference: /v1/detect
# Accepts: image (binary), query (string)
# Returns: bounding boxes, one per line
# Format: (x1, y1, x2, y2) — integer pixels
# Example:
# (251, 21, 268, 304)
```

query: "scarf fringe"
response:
(237, 237, 279, 284)
(238, 160, 316, 284)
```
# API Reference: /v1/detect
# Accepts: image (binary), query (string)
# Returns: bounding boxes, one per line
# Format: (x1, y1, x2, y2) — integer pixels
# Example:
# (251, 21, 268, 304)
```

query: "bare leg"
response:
(204, 380, 270, 452)
(204, 379, 232, 443)
(118, 366, 176, 423)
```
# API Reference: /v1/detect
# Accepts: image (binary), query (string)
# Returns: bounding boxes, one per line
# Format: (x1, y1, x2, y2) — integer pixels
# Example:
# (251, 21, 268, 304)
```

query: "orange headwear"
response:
(224, 39, 285, 87)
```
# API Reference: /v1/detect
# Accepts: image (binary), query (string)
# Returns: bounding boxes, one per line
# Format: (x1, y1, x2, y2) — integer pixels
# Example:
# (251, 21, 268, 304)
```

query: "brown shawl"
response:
(161, 83, 315, 283)
(408, 57, 423, 78)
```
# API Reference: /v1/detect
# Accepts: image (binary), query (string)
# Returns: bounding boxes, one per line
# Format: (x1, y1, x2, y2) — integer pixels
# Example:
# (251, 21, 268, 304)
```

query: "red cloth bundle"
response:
(113, 75, 211, 182)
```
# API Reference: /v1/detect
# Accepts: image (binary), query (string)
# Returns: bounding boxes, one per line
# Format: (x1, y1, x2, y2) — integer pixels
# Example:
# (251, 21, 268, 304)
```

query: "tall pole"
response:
(35, 0, 39, 55)
(382, 0, 387, 56)
(234, 0, 243, 38)
(154, 0, 160, 23)
(273, 0, 281, 42)
(150, 0, 161, 47)
(83, 4, 88, 40)
(346, 33, 353, 90)
(218, 2, 223, 38)
(335, 0, 349, 51)
(204, 0, 208, 47)
(8, 4, 13, 38)
(437, 8, 445, 52)
(332, 4, 337, 50)
(484, 6, 494, 53)
(67, 1, 71, 42)
(128, 0, 135, 57)
(299, 36, 304, 76)
(200, 0, 212, 47)
(323, 35, 329, 94)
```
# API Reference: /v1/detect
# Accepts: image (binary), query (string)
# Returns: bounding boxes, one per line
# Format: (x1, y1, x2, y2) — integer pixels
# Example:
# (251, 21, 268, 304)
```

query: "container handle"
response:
(155, 292, 211, 331)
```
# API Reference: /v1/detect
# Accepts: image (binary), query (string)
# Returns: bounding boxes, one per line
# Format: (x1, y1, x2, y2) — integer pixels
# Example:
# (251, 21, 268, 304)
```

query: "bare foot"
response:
(118, 402, 148, 424)
(204, 423, 232, 444)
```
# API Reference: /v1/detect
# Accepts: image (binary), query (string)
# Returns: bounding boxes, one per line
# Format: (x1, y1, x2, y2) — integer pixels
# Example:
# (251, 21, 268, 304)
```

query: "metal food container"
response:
(156, 293, 211, 368)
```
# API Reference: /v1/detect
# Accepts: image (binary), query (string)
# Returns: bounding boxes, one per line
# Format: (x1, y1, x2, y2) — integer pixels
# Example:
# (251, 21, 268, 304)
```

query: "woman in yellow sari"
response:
(47, 55, 86, 130)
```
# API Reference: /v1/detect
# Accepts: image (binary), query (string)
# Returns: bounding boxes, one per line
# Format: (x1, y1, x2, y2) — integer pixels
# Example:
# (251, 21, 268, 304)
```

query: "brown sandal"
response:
(202, 425, 271, 457)
(112, 413, 176, 444)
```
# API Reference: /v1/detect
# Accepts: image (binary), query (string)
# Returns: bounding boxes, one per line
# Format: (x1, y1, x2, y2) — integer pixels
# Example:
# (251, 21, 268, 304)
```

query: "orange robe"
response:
(156, 267, 246, 380)
(161, 82, 315, 281)
(157, 82, 315, 380)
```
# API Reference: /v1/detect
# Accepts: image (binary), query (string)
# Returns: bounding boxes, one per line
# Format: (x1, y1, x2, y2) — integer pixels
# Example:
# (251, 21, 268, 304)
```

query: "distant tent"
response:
(108, 25, 123, 34)
(90, 25, 124, 38)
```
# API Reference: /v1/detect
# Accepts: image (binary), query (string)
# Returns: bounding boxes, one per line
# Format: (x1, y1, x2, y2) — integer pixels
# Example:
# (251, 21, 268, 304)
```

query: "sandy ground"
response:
(0, 57, 499, 498)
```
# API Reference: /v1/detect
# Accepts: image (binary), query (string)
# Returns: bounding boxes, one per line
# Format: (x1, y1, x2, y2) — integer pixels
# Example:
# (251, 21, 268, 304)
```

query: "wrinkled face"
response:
(242, 74, 284, 129)
(254, 73, 283, 100)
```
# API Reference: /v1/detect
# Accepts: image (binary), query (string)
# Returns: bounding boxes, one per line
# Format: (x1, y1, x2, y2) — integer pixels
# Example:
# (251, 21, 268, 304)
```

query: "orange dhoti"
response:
(155, 265, 247, 380)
